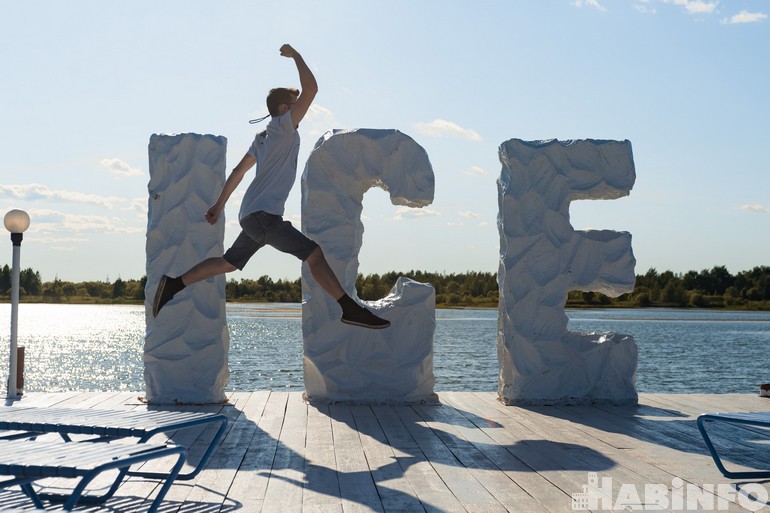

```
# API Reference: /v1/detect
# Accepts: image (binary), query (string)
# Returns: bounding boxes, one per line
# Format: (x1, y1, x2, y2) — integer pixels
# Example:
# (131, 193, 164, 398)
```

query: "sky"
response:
(1, 0, 769, 284)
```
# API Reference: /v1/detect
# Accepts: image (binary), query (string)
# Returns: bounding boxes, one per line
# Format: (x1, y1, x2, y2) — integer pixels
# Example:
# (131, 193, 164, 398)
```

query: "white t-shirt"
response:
(239, 112, 300, 220)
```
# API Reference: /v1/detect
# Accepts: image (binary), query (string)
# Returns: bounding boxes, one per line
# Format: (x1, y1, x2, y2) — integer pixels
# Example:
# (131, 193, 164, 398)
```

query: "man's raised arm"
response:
(280, 44, 317, 127)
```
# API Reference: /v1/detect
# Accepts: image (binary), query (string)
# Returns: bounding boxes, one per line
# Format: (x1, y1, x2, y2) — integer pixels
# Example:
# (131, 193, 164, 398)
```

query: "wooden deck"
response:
(3, 391, 770, 512)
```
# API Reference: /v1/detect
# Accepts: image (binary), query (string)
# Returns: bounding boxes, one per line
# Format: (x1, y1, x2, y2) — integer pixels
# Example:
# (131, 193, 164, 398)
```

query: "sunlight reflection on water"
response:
(0, 304, 145, 392)
(1, 304, 769, 394)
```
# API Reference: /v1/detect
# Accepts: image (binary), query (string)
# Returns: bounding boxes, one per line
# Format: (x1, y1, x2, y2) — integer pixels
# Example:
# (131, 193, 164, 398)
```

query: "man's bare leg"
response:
(155, 249, 389, 328)
(304, 247, 345, 300)
(182, 257, 237, 287)
(305, 246, 390, 329)
(153, 257, 236, 317)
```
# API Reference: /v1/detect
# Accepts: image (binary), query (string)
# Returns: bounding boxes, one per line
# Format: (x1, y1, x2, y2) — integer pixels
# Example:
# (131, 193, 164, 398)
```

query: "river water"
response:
(2, 304, 769, 394)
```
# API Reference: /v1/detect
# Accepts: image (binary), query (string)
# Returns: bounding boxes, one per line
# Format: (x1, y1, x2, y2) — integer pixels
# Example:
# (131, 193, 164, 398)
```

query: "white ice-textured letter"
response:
(301, 129, 436, 403)
(497, 139, 638, 405)
(145, 133, 229, 404)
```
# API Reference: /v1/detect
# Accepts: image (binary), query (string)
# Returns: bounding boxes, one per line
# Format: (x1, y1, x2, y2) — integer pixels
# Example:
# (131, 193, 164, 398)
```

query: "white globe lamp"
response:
(4, 209, 30, 399)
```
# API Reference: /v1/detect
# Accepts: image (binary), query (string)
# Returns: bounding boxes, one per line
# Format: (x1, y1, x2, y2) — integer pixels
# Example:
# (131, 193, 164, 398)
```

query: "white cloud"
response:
(464, 165, 488, 177)
(227, 190, 245, 213)
(722, 10, 767, 24)
(634, 0, 657, 14)
(125, 197, 147, 214)
(391, 206, 441, 221)
(414, 119, 482, 141)
(99, 158, 143, 178)
(32, 236, 89, 244)
(572, 0, 607, 12)
(27, 208, 144, 234)
(457, 211, 489, 227)
(741, 204, 770, 214)
(306, 104, 337, 123)
(664, 0, 718, 15)
(305, 104, 345, 138)
(0, 183, 124, 209)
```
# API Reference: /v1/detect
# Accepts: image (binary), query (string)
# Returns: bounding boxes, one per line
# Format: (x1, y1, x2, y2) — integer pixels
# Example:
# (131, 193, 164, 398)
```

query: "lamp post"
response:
(4, 209, 30, 399)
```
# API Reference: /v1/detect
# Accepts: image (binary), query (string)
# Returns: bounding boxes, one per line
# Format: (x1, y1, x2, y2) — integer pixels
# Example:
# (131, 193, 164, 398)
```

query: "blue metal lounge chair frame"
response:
(697, 412, 770, 479)
(0, 438, 185, 512)
(0, 406, 227, 481)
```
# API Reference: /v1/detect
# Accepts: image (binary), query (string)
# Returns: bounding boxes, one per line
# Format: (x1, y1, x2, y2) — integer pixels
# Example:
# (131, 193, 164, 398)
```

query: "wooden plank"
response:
(303, 401, 342, 513)
(413, 402, 551, 513)
(392, 403, 509, 513)
(227, 412, 285, 511)
(622, 396, 770, 478)
(544, 396, 752, 508)
(182, 392, 258, 511)
(261, 392, 307, 513)
(20, 390, 72, 408)
(469, 394, 686, 512)
(222, 391, 283, 511)
(8, 391, 770, 513)
(6, 391, 66, 407)
(373, 404, 467, 513)
(353, 405, 426, 513)
(643, 393, 770, 473)
(101, 390, 145, 408)
(9, 393, 181, 510)
(263, 390, 289, 418)
(121, 392, 242, 512)
(439, 392, 599, 513)
(646, 393, 769, 416)
(54, 390, 123, 409)
(328, 403, 385, 513)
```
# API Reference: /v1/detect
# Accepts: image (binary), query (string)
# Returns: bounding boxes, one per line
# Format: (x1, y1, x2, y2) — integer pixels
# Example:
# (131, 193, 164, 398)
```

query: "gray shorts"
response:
(223, 211, 318, 270)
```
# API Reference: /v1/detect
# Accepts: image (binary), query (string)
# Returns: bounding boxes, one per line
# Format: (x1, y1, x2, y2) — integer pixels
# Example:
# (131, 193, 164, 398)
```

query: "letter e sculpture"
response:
(497, 138, 638, 405)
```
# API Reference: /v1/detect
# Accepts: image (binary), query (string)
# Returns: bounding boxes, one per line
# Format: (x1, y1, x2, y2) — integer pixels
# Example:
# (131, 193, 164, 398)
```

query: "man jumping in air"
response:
(153, 44, 390, 329)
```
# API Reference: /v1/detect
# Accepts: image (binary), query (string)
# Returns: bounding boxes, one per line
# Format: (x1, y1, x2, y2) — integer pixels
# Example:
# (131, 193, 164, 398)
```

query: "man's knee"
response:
(305, 246, 324, 266)
(220, 257, 238, 273)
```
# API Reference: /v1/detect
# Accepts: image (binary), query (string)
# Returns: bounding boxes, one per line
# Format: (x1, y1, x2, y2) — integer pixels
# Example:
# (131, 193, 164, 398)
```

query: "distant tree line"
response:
(0, 266, 147, 303)
(1, 263, 769, 309)
(618, 265, 770, 309)
(356, 270, 499, 307)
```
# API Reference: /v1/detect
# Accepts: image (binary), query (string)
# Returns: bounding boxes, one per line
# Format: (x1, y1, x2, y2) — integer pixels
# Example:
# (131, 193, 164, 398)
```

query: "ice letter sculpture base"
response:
(302, 129, 436, 403)
(144, 133, 229, 405)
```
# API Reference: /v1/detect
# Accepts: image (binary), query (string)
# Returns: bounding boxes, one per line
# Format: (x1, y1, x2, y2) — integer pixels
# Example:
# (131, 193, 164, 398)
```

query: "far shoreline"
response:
(2, 297, 769, 312)
(4, 266, 769, 311)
